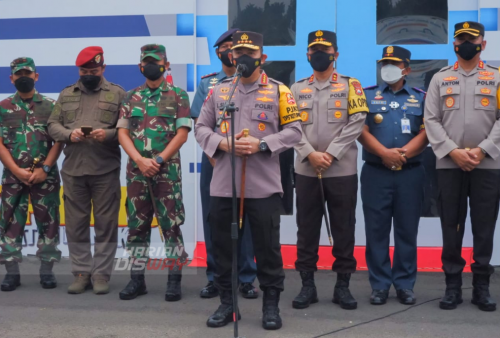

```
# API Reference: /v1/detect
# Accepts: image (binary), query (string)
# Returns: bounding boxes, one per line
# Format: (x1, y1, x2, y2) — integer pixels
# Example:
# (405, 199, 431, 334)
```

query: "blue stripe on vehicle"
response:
(0, 16, 151, 40)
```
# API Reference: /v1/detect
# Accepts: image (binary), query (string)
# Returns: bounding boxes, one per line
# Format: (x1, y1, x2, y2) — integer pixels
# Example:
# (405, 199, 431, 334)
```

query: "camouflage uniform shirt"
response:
(0, 91, 59, 183)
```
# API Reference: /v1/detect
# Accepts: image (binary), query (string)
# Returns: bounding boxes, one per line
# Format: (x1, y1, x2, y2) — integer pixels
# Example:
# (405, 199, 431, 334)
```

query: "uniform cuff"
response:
(435, 139, 459, 160)
(262, 134, 281, 158)
(176, 117, 192, 131)
(295, 144, 315, 163)
(478, 139, 500, 161)
(326, 143, 346, 161)
(116, 118, 130, 129)
(206, 134, 225, 158)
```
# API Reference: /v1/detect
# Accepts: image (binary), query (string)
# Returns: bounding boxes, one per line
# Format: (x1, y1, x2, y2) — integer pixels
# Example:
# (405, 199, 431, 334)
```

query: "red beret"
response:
(76, 46, 104, 68)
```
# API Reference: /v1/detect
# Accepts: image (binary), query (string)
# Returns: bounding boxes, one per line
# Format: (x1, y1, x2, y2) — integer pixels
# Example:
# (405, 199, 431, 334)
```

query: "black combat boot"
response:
(40, 261, 57, 289)
(1, 261, 20, 292)
(207, 289, 241, 328)
(333, 273, 358, 310)
(119, 263, 147, 300)
(165, 264, 182, 302)
(292, 271, 318, 309)
(471, 274, 497, 312)
(262, 287, 282, 330)
(439, 273, 463, 310)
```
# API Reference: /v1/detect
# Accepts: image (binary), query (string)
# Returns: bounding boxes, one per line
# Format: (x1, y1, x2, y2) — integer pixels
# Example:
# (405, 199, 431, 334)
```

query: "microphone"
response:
(236, 64, 247, 75)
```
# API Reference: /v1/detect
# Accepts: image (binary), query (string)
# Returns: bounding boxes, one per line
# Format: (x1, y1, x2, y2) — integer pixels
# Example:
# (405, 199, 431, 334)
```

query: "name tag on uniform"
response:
(401, 117, 411, 134)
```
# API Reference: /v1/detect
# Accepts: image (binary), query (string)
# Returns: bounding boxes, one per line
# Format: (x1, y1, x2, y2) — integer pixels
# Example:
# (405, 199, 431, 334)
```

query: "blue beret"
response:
(213, 28, 240, 48)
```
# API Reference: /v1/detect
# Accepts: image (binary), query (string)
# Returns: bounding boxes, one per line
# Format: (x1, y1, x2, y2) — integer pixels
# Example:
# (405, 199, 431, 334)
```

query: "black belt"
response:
(366, 162, 421, 170)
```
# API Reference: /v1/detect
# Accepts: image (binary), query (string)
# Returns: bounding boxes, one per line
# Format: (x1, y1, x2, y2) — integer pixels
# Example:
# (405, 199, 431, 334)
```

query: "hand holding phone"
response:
(81, 126, 93, 136)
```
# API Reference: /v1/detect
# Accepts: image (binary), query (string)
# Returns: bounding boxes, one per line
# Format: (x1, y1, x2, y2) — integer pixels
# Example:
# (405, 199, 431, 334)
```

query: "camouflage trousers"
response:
(0, 179, 61, 263)
(126, 171, 187, 261)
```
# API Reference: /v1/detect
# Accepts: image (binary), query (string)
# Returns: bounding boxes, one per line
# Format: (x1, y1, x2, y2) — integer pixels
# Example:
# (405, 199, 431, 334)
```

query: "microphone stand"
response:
(217, 64, 244, 338)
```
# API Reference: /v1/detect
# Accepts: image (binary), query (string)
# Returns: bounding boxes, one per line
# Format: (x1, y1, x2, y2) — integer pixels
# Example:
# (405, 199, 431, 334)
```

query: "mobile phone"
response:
(81, 126, 93, 136)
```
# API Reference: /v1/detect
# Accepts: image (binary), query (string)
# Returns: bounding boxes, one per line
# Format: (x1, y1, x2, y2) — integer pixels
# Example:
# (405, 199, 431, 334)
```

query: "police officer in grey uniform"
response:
(425, 21, 499, 312)
(191, 28, 258, 299)
(291, 30, 368, 311)
(196, 31, 302, 330)
(48, 47, 125, 295)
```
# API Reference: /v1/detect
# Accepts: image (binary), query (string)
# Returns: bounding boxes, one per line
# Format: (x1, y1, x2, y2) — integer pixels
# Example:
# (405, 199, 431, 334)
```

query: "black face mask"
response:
(14, 77, 35, 93)
(234, 54, 261, 78)
(141, 63, 165, 81)
(218, 49, 233, 68)
(455, 41, 482, 61)
(80, 75, 101, 90)
(309, 51, 335, 72)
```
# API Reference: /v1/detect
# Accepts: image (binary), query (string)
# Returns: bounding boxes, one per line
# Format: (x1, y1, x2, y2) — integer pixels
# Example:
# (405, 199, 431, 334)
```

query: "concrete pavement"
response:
(0, 257, 498, 338)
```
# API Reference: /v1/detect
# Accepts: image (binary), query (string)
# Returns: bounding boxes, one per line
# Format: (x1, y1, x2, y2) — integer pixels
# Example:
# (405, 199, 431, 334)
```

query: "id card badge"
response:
(401, 117, 411, 134)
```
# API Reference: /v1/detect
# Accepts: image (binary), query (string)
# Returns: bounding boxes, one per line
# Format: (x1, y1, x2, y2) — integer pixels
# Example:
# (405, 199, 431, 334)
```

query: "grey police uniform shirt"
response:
(291, 72, 368, 178)
(195, 71, 303, 199)
(190, 70, 230, 119)
(424, 61, 500, 169)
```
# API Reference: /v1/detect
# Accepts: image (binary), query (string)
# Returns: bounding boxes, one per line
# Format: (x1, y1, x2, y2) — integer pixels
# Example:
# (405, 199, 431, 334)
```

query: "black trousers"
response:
(295, 173, 358, 273)
(437, 169, 500, 275)
(209, 194, 285, 291)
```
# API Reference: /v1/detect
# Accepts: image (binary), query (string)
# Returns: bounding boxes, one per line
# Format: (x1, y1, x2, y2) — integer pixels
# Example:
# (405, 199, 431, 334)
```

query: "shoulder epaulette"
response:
(201, 72, 218, 79)
(296, 77, 310, 83)
(485, 64, 499, 70)
(438, 65, 453, 73)
(109, 82, 125, 91)
(268, 77, 284, 85)
(363, 85, 378, 90)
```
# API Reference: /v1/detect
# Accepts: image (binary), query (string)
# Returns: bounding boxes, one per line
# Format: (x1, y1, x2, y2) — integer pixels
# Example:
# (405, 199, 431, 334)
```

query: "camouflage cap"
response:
(10, 57, 36, 74)
(140, 44, 167, 61)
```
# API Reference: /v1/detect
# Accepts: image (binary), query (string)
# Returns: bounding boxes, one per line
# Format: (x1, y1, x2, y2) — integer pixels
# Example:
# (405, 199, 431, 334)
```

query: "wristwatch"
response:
(42, 165, 51, 173)
(155, 156, 164, 165)
(259, 139, 269, 152)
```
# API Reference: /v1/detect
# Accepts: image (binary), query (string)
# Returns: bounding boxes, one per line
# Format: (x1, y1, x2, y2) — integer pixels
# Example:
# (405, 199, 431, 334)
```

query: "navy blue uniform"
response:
(191, 71, 256, 284)
(361, 83, 426, 290)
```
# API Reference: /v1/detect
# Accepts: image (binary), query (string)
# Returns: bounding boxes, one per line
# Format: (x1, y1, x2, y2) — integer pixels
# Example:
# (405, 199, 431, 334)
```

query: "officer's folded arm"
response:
(262, 120, 302, 157)
(294, 134, 316, 163)
(47, 118, 72, 143)
(325, 111, 367, 161)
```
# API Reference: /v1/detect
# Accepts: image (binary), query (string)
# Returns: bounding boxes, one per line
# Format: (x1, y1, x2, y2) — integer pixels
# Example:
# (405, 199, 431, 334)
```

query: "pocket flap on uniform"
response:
(62, 102, 80, 111)
(251, 109, 273, 123)
(98, 101, 117, 111)
(297, 99, 313, 110)
(327, 98, 347, 110)
(475, 86, 496, 96)
(2, 114, 23, 127)
(440, 86, 461, 97)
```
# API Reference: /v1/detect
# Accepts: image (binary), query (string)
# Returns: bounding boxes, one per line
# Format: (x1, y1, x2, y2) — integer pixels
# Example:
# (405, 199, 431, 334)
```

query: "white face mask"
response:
(381, 64, 405, 84)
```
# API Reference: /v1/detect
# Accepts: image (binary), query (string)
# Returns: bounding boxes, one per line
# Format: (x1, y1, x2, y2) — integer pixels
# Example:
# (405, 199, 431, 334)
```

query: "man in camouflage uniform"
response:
(117, 44, 191, 302)
(48, 47, 126, 295)
(0, 57, 63, 291)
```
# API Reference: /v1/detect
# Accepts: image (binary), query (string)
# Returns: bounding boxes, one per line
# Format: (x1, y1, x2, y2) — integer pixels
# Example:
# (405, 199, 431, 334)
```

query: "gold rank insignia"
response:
(374, 114, 383, 124)
(463, 22, 470, 29)
(239, 33, 252, 44)
(407, 95, 418, 103)
(387, 46, 394, 54)
(315, 30, 323, 37)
